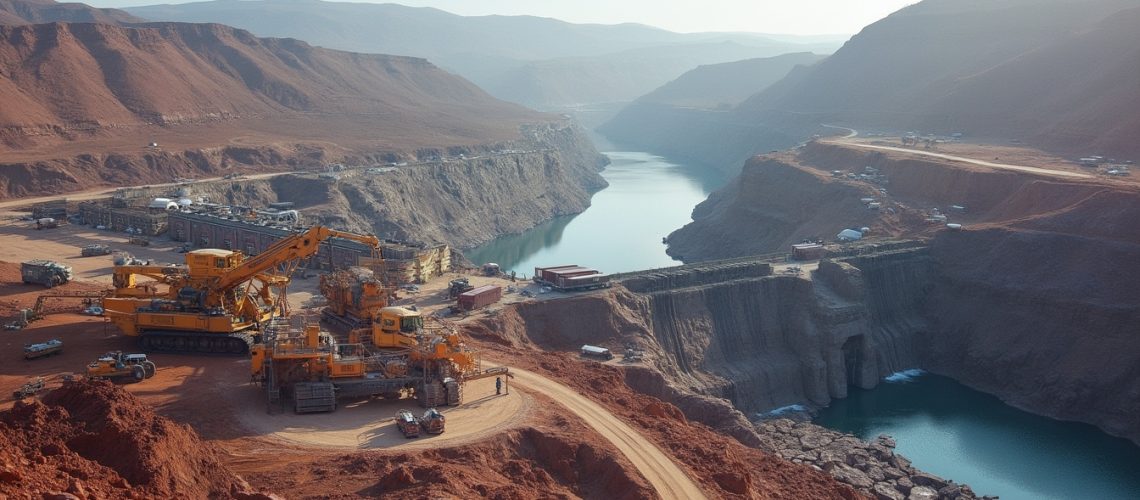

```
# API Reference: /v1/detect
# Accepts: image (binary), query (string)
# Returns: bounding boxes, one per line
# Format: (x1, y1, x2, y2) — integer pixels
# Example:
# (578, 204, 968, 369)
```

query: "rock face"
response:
(665, 142, 1140, 445)
(176, 122, 607, 249)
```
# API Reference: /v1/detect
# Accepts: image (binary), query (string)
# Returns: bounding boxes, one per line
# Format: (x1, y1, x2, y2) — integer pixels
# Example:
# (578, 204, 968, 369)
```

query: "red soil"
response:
(0, 379, 276, 499)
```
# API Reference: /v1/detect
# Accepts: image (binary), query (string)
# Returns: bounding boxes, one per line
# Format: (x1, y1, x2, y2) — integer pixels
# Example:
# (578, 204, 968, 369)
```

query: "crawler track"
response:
(138, 331, 255, 355)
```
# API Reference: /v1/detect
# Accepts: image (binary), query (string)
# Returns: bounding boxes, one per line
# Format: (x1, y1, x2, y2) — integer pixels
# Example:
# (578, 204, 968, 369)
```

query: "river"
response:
(464, 151, 723, 275)
(815, 370, 1140, 500)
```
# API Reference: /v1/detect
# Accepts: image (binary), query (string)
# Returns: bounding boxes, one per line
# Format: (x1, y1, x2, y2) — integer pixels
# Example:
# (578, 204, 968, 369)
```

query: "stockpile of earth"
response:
(0, 379, 275, 499)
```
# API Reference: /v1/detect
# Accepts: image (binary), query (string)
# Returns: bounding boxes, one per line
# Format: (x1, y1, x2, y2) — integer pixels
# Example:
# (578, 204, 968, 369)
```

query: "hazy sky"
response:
(89, 0, 918, 35)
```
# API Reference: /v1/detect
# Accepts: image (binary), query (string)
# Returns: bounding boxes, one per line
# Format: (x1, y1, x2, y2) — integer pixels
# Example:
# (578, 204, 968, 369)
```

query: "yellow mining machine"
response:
(101, 226, 382, 355)
(319, 265, 397, 332)
(250, 309, 505, 413)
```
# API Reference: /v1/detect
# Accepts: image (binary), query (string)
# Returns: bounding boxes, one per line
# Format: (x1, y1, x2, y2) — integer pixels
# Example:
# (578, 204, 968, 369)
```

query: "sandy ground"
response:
(233, 376, 530, 450)
(0, 216, 191, 284)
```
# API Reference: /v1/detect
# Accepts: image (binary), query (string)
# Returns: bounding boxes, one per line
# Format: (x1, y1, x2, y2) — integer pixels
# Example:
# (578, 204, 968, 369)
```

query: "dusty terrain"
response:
(0, 250, 863, 498)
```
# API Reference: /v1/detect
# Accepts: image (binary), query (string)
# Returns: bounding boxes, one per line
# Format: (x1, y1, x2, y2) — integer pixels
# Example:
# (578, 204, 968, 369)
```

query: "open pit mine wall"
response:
(922, 230, 1140, 445)
(508, 235, 1140, 445)
(148, 122, 607, 248)
(625, 253, 928, 416)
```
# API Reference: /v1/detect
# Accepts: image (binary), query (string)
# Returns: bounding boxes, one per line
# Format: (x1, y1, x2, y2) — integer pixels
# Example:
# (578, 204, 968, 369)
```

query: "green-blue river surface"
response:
(814, 371, 1140, 500)
(464, 151, 723, 275)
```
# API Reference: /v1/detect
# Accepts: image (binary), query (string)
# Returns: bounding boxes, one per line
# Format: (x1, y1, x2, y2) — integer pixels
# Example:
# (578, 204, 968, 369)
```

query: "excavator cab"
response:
(378, 307, 423, 335)
(185, 249, 245, 279)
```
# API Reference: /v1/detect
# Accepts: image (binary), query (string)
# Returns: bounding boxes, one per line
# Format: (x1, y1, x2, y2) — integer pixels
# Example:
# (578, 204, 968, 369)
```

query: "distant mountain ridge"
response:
(0, 0, 141, 25)
(605, 0, 1140, 173)
(0, 19, 543, 149)
(124, 0, 842, 108)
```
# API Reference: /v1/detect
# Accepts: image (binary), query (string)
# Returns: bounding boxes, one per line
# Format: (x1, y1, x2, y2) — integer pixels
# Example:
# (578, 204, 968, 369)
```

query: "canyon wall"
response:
(69, 122, 607, 249)
(922, 229, 1140, 444)
(658, 142, 1140, 444)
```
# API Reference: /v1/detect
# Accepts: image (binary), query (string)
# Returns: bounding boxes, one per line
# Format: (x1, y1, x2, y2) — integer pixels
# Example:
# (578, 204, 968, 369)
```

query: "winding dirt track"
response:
(828, 140, 1092, 179)
(510, 368, 706, 500)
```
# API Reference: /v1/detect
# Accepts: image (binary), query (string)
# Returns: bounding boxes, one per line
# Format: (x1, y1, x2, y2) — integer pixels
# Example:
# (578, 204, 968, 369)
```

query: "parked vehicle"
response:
(395, 410, 421, 438)
(421, 408, 446, 434)
(86, 351, 156, 382)
(24, 339, 63, 360)
(81, 244, 113, 257)
(21, 260, 73, 288)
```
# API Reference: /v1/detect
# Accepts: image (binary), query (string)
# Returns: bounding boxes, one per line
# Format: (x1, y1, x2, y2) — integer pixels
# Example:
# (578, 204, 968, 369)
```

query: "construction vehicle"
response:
(24, 339, 63, 360)
(319, 266, 395, 332)
(101, 225, 383, 355)
(127, 235, 150, 247)
(13, 377, 46, 400)
(447, 277, 474, 299)
(395, 410, 421, 438)
(250, 313, 506, 414)
(421, 408, 445, 434)
(86, 351, 156, 382)
(21, 260, 73, 288)
(81, 244, 113, 257)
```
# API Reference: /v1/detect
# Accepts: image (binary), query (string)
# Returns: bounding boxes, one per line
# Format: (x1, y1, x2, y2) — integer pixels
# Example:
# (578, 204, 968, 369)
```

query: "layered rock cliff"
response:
(655, 141, 1140, 444)
(157, 122, 607, 248)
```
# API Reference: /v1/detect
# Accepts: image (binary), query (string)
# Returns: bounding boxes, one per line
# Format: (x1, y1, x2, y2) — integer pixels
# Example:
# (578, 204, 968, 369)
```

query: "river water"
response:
(466, 150, 1140, 499)
(464, 151, 723, 275)
(815, 371, 1140, 500)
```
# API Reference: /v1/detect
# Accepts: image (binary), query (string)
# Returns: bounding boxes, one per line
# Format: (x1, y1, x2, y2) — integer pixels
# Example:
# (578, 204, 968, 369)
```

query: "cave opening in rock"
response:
(842, 335, 864, 386)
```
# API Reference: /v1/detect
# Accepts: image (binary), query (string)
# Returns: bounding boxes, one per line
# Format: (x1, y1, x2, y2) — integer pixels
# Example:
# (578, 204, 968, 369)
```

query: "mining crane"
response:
(101, 226, 383, 355)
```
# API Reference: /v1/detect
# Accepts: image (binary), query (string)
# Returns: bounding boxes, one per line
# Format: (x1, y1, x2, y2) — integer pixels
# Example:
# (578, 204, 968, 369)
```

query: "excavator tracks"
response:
(138, 331, 255, 356)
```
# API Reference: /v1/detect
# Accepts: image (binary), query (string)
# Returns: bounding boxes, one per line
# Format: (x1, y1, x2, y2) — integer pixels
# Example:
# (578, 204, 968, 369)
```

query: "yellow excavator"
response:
(102, 226, 382, 355)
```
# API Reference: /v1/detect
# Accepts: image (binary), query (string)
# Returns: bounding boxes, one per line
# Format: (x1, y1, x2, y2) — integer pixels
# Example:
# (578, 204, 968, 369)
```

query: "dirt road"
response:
(510, 367, 706, 499)
(828, 140, 1092, 179)
(0, 171, 296, 213)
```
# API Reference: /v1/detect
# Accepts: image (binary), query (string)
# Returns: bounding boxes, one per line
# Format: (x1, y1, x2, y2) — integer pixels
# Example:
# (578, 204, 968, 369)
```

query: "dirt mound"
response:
(0, 379, 273, 499)
(342, 427, 650, 499)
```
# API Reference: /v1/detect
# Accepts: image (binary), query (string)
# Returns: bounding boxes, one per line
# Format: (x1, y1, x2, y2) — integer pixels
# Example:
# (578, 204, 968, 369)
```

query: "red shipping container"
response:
(457, 285, 502, 311)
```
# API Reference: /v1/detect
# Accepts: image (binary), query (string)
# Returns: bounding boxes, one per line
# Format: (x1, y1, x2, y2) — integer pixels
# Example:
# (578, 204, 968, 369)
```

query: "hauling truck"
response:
(21, 260, 73, 288)
(533, 265, 611, 292)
